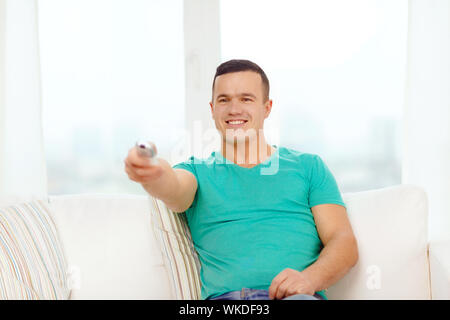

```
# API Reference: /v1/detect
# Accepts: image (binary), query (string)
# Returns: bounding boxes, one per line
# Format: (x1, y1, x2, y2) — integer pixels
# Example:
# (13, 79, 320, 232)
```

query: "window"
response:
(38, 0, 184, 194)
(221, 0, 408, 192)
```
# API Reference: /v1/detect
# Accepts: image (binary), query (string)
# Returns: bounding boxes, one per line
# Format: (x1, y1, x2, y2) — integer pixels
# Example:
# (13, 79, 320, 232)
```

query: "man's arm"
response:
(141, 164, 198, 213)
(124, 146, 198, 213)
(269, 204, 358, 299)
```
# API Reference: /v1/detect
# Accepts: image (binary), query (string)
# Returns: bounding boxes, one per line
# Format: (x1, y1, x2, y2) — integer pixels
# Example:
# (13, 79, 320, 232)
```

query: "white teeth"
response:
(227, 120, 245, 125)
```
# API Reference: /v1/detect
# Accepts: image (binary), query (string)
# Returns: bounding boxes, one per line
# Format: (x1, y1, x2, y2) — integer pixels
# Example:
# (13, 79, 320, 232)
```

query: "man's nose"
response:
(228, 99, 243, 114)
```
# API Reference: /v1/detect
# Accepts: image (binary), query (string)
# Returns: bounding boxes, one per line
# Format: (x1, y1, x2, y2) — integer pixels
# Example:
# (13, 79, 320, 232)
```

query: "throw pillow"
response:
(149, 197, 201, 300)
(0, 200, 70, 299)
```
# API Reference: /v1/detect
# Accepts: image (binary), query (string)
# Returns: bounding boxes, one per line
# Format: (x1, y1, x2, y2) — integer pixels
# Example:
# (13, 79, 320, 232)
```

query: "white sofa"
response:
(2, 184, 449, 299)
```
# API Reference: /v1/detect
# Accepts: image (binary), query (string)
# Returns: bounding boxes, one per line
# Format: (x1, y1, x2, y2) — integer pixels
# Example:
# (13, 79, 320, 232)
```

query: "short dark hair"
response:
(212, 59, 270, 102)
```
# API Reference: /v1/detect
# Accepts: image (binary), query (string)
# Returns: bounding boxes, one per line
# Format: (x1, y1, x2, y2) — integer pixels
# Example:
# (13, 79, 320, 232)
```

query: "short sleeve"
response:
(172, 156, 198, 210)
(173, 156, 197, 177)
(308, 155, 346, 209)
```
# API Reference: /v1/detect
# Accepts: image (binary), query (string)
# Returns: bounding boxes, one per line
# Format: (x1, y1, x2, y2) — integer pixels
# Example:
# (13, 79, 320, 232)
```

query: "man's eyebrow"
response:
(216, 93, 257, 99)
(216, 94, 229, 99)
(240, 93, 257, 98)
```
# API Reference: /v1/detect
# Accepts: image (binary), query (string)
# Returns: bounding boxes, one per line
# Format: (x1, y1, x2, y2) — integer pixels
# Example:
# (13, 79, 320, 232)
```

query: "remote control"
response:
(135, 140, 158, 164)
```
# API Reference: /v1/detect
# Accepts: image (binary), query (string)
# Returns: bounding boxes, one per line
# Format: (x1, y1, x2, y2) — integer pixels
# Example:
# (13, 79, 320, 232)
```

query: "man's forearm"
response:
(302, 233, 358, 292)
(140, 158, 181, 206)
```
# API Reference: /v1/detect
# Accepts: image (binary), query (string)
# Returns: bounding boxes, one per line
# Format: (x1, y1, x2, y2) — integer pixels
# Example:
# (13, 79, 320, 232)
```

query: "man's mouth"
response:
(225, 120, 248, 128)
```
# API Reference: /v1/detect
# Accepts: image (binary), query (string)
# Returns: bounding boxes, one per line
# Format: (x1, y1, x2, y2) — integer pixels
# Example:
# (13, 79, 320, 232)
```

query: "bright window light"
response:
(221, 0, 408, 192)
(38, 0, 184, 194)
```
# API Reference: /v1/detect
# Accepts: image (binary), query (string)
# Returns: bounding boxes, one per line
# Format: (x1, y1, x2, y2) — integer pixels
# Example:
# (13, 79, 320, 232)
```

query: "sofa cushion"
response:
(149, 197, 202, 300)
(326, 184, 431, 299)
(48, 194, 173, 299)
(0, 200, 70, 299)
(429, 240, 450, 299)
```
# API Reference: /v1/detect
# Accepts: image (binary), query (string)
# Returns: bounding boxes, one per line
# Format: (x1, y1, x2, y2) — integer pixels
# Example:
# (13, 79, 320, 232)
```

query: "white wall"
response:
(403, 0, 450, 243)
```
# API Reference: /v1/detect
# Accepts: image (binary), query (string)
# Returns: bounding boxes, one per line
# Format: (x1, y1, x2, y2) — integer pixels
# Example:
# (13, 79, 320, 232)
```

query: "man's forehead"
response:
(215, 70, 262, 83)
(214, 71, 263, 96)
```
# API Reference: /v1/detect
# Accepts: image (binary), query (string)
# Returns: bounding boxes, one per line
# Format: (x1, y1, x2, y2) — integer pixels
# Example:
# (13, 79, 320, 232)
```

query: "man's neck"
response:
(221, 138, 275, 168)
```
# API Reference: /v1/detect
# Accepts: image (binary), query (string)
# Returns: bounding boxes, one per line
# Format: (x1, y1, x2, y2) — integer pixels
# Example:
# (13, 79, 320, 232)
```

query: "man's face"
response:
(210, 71, 272, 144)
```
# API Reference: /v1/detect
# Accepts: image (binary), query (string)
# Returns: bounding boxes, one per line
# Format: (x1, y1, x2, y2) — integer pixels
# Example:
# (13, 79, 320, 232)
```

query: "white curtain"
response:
(0, 0, 47, 199)
(183, 0, 221, 158)
(403, 0, 450, 243)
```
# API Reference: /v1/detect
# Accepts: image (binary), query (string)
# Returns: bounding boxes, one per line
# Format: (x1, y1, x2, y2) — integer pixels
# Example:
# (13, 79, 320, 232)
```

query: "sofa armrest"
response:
(429, 241, 450, 300)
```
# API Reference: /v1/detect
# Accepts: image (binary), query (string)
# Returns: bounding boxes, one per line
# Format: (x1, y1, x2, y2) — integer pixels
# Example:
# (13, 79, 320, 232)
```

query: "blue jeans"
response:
(206, 288, 324, 300)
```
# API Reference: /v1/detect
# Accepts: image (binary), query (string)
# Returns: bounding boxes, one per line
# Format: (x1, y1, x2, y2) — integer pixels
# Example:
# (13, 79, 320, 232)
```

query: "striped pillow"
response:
(149, 197, 201, 300)
(0, 200, 70, 300)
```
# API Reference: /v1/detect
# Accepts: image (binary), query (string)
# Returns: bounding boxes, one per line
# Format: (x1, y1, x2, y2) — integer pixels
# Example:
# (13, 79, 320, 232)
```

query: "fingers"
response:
(125, 159, 159, 176)
(124, 149, 163, 184)
(269, 268, 308, 300)
(127, 146, 155, 168)
(269, 270, 289, 300)
(124, 158, 152, 174)
(275, 278, 289, 300)
(124, 165, 141, 182)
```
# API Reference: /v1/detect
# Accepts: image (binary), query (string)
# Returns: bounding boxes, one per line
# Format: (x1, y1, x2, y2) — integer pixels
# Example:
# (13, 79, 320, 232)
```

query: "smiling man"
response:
(209, 62, 274, 169)
(124, 59, 358, 300)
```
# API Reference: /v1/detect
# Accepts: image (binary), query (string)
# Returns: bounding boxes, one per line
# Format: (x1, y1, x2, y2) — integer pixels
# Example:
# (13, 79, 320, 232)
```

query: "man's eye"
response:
(243, 98, 252, 102)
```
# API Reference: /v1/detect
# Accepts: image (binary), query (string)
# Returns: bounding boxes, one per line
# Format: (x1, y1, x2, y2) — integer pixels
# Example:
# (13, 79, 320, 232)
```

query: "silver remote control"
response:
(135, 140, 158, 164)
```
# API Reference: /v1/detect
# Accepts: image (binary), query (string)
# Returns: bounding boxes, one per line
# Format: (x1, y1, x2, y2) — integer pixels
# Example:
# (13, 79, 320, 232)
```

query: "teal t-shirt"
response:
(172, 146, 346, 300)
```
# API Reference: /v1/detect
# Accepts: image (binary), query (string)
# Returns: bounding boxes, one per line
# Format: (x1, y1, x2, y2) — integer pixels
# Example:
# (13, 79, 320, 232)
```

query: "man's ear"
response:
(209, 102, 214, 119)
(264, 99, 273, 119)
